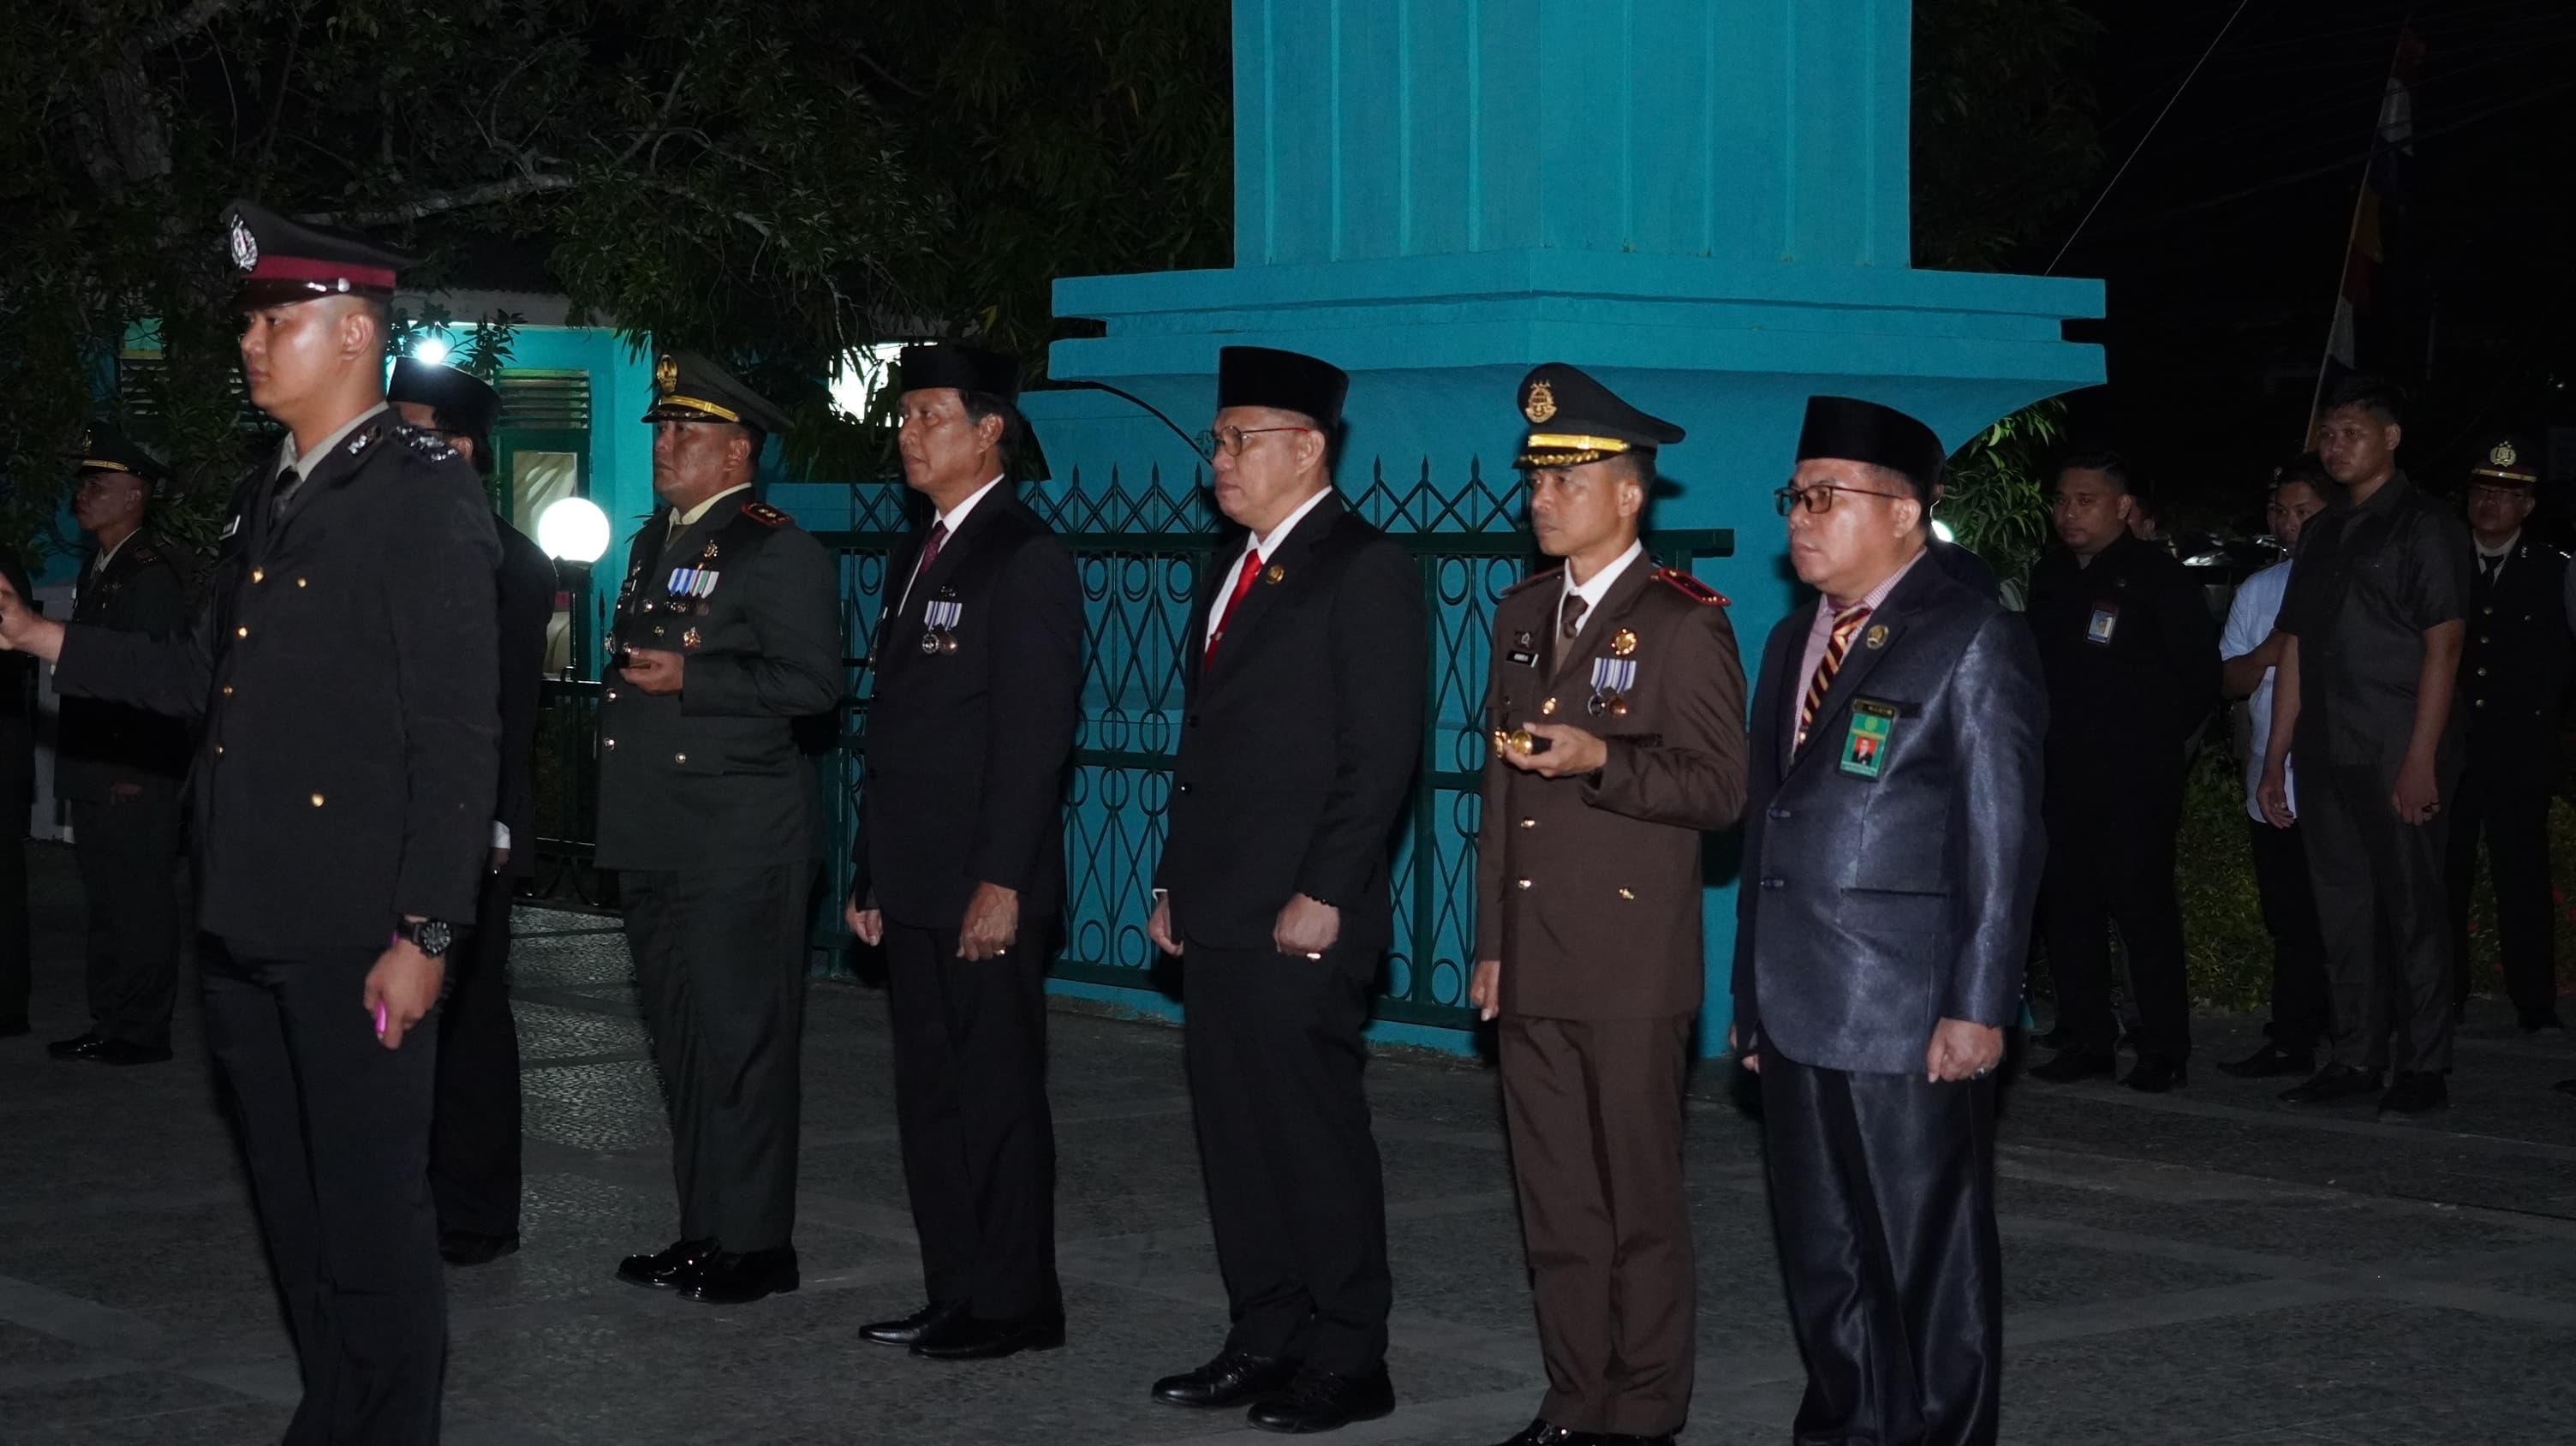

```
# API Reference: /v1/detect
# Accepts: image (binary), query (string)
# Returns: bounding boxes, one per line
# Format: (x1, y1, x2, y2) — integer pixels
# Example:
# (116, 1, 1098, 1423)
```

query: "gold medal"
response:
(1609, 628, 1637, 658)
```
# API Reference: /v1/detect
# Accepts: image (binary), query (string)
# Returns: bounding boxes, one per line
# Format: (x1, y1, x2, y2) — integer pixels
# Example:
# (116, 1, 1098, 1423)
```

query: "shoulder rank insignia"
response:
(397, 426, 456, 463)
(742, 500, 790, 528)
(1501, 567, 1565, 598)
(1654, 566, 1728, 606)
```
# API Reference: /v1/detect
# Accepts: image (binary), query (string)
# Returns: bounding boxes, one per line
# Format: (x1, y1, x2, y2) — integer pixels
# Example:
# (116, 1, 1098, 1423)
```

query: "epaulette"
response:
(391, 421, 460, 465)
(1501, 565, 1564, 597)
(128, 544, 160, 567)
(1655, 566, 1728, 606)
(742, 500, 790, 528)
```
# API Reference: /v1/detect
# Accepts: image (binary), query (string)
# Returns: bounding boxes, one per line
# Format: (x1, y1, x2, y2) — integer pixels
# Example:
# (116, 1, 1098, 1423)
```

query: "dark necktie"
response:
(1204, 548, 1264, 665)
(1797, 604, 1873, 750)
(2480, 553, 2503, 585)
(270, 465, 301, 519)
(1559, 594, 1589, 641)
(897, 521, 948, 615)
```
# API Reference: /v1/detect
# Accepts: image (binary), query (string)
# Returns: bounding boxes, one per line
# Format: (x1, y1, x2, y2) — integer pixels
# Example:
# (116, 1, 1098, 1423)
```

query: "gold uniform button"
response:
(1618, 887, 1637, 900)
(1541, 697, 1558, 716)
(604, 738, 617, 750)
(2477, 666, 2489, 678)
(605, 690, 619, 702)
(1518, 817, 1536, 829)
(308, 793, 325, 807)
(221, 685, 234, 696)
(674, 752, 688, 764)
(296, 578, 307, 588)
(215, 744, 224, 755)
(249, 568, 265, 583)
(1515, 878, 1533, 890)
(236, 625, 249, 638)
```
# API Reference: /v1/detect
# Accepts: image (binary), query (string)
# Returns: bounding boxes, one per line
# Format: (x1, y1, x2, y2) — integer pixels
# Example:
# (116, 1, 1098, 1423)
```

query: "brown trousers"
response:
(1499, 1013, 1695, 1437)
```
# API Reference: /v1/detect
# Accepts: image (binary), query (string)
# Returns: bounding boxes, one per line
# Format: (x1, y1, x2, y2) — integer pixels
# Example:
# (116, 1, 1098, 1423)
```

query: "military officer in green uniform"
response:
(602, 351, 843, 1306)
(1470, 365, 1749, 1446)
(49, 427, 191, 1067)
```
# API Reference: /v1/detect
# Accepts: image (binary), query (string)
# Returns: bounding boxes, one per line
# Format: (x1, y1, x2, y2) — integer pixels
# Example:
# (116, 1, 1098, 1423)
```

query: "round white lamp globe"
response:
(536, 496, 611, 565)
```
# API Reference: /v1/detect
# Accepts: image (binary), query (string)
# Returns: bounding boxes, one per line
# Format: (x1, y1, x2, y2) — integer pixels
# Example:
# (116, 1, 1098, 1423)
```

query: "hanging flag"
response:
(2327, 25, 2424, 373)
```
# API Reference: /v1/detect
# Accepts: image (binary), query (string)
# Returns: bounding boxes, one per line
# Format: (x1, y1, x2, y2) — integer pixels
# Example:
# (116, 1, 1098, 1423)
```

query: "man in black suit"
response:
(1734, 396, 2047, 1446)
(0, 545, 34, 1042)
(2447, 435, 2570, 1033)
(44, 429, 191, 1066)
(844, 343, 1080, 1360)
(1146, 347, 1423, 1435)
(0, 201, 498, 1443)
(389, 357, 560, 1264)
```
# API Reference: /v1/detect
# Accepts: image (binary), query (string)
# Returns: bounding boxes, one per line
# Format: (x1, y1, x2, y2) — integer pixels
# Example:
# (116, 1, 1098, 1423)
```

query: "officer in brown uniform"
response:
(1470, 365, 1750, 1446)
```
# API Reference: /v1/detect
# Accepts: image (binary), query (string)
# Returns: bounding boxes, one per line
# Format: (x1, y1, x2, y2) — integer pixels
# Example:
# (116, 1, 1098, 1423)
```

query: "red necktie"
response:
(1204, 548, 1263, 665)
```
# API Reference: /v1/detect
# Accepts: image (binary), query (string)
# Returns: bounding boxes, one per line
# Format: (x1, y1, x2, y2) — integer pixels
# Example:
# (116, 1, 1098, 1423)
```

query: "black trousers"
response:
(2303, 762, 2454, 1073)
(70, 783, 185, 1049)
(2246, 817, 2332, 1053)
(2445, 759, 2560, 1018)
(1762, 1053, 2001, 1446)
(200, 936, 444, 1446)
(432, 869, 522, 1238)
(1183, 941, 1392, 1375)
(1500, 1013, 1693, 1437)
(2039, 784, 2190, 1059)
(0, 776, 28, 1026)
(623, 864, 812, 1252)
(884, 917, 1059, 1319)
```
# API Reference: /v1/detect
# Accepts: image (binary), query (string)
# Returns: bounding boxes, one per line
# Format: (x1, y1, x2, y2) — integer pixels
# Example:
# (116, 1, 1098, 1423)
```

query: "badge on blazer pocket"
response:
(1840, 699, 1897, 779)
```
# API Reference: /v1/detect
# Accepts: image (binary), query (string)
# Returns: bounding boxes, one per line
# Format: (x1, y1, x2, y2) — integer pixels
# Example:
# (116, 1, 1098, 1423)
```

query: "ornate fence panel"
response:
(815, 463, 1732, 1035)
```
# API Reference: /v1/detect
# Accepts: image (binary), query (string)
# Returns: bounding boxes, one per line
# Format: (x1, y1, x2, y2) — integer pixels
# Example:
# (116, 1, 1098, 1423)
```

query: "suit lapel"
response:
(1760, 601, 1815, 778)
(1201, 492, 1344, 688)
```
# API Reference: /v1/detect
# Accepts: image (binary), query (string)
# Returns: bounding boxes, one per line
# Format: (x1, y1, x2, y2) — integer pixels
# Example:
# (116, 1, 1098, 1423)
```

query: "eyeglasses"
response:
(1774, 483, 1911, 516)
(1195, 425, 1313, 459)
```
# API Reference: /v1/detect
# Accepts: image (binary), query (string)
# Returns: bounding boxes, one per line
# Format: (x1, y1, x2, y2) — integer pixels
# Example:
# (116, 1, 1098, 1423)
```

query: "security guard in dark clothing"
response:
(49, 428, 191, 1067)
(2026, 453, 2220, 1093)
(388, 357, 561, 1262)
(2447, 435, 2571, 1032)
(602, 351, 843, 1307)
(0, 200, 500, 1444)
(0, 547, 34, 1040)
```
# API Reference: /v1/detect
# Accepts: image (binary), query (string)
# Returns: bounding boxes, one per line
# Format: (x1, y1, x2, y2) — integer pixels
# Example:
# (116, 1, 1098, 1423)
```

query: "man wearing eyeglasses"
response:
(1733, 396, 2046, 1446)
(1146, 346, 1424, 1435)
(1469, 364, 1746, 1446)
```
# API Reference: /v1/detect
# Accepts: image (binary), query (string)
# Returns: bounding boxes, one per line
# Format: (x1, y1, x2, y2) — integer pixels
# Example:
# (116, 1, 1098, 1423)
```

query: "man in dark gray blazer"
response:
(1732, 396, 2047, 1446)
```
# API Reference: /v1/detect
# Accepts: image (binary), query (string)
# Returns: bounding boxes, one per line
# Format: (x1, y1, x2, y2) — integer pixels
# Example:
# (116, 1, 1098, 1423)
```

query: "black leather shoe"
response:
(2377, 1070, 2449, 1119)
(0, 1018, 27, 1039)
(2519, 1009, 2567, 1033)
(2029, 1049, 2117, 1084)
(1245, 1365, 1395, 1434)
(2554, 1077, 2576, 1098)
(862, 1300, 967, 1347)
(678, 1246, 798, 1305)
(911, 1308, 1066, 1360)
(614, 1236, 718, 1290)
(2217, 1041, 2314, 1079)
(1489, 1419, 1594, 1446)
(2122, 1054, 2187, 1094)
(440, 1230, 520, 1266)
(87, 1039, 173, 1067)
(1154, 1350, 1302, 1408)
(2278, 1063, 2382, 1106)
(47, 1031, 106, 1060)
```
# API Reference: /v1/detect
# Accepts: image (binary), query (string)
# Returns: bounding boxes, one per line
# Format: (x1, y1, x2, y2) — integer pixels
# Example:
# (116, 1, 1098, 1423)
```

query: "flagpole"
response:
(2305, 19, 2412, 442)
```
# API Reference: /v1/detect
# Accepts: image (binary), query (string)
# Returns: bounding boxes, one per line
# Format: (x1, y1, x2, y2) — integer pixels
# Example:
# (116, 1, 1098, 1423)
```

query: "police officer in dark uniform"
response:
(602, 351, 843, 1306)
(0, 200, 499, 1443)
(48, 427, 191, 1067)
(1470, 366, 1748, 1446)
(388, 356, 560, 1262)
(2447, 434, 2570, 1032)
(2026, 451, 2220, 1093)
(845, 344, 1081, 1360)
(0, 543, 35, 1041)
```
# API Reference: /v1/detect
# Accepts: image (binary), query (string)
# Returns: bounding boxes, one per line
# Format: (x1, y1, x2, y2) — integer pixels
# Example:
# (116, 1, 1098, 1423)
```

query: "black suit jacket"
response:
(2461, 537, 2573, 767)
(493, 519, 555, 877)
(1732, 557, 2047, 1074)
(851, 489, 1083, 929)
(55, 410, 501, 951)
(57, 535, 193, 801)
(0, 552, 33, 804)
(1155, 492, 1425, 952)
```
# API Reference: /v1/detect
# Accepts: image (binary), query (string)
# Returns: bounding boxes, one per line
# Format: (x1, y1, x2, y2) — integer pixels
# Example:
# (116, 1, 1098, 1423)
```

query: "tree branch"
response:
(301, 173, 576, 228)
(139, 0, 247, 51)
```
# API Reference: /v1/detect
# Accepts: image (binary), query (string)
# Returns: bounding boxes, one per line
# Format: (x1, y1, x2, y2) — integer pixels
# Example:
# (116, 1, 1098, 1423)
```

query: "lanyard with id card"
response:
(2086, 601, 2119, 645)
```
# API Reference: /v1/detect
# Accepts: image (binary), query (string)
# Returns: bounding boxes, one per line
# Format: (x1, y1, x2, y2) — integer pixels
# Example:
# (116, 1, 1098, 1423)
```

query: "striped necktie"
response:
(1796, 604, 1872, 750)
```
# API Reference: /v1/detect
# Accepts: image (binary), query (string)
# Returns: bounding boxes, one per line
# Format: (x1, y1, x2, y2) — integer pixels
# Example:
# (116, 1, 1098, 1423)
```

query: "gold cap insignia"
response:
(228, 215, 258, 272)
(1524, 378, 1558, 425)
(2492, 441, 2519, 469)
(653, 354, 678, 395)
(1262, 563, 1286, 585)
(1609, 627, 1637, 658)
(1864, 624, 1889, 650)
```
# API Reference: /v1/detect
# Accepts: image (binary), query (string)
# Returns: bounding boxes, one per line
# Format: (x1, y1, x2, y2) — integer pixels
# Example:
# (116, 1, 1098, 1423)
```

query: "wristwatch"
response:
(397, 917, 456, 959)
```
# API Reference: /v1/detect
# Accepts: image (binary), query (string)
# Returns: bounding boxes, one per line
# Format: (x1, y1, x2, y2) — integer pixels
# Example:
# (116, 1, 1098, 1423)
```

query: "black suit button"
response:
(1766, 807, 1790, 821)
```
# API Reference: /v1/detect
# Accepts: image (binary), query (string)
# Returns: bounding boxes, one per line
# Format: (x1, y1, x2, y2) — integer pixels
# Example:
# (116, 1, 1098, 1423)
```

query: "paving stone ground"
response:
(3, 843, 2574, 1445)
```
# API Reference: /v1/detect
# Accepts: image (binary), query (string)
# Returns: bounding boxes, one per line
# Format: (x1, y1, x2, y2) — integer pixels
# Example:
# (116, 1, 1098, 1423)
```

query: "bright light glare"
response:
(1931, 519, 1956, 543)
(413, 337, 450, 366)
(536, 496, 611, 565)
(828, 343, 904, 420)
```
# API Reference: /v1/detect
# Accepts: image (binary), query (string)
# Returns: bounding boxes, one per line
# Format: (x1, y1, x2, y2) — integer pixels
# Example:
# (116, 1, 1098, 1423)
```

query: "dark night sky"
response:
(2035, 0, 2576, 537)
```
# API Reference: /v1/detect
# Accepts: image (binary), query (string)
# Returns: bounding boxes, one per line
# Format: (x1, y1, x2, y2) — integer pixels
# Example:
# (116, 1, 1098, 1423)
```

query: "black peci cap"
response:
(223, 199, 410, 312)
(388, 357, 503, 439)
(1217, 346, 1348, 431)
(73, 425, 168, 487)
(2469, 433, 2542, 487)
(897, 343, 1020, 403)
(641, 350, 794, 436)
(1514, 363, 1685, 469)
(1796, 396, 1948, 500)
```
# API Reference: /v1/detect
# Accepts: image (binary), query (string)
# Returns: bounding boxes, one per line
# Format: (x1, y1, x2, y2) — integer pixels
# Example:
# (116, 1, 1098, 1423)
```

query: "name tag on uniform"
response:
(2086, 604, 2119, 645)
(1841, 700, 1897, 779)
